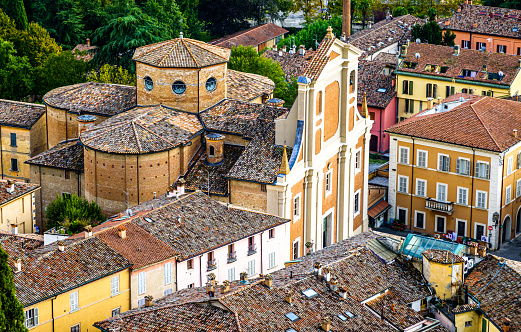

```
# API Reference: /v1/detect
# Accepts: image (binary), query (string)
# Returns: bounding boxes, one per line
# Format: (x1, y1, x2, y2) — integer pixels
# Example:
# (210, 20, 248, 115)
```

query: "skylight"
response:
(144, 217, 154, 223)
(513, 27, 519, 32)
(302, 288, 318, 298)
(478, 11, 486, 15)
(345, 311, 355, 318)
(286, 329, 298, 332)
(377, 88, 387, 93)
(285, 312, 300, 322)
(338, 314, 348, 321)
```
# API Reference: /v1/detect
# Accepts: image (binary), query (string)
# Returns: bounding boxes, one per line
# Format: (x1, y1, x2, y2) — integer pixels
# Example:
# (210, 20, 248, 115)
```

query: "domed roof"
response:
(133, 38, 231, 68)
(80, 105, 203, 154)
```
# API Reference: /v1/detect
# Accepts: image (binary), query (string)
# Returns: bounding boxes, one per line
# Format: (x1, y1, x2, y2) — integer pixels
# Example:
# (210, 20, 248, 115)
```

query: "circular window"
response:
(206, 77, 217, 92)
(144, 76, 154, 91)
(172, 81, 186, 95)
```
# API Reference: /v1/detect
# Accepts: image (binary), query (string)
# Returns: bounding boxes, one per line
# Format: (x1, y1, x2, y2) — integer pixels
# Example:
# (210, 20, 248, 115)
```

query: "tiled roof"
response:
(0, 233, 44, 251)
(0, 99, 45, 128)
(358, 60, 396, 109)
(374, 52, 398, 65)
(43, 82, 136, 116)
(95, 232, 444, 332)
(72, 43, 98, 61)
(96, 222, 177, 270)
(303, 37, 336, 81)
(397, 43, 521, 86)
(386, 96, 521, 152)
(0, 180, 39, 207)
(350, 15, 423, 57)
(26, 139, 84, 171)
(210, 23, 288, 49)
(133, 38, 230, 68)
(444, 4, 521, 38)
(440, 92, 480, 103)
(422, 249, 465, 264)
(132, 191, 289, 260)
(226, 69, 275, 102)
(451, 303, 479, 313)
(465, 256, 521, 330)
(1, 236, 131, 306)
(262, 49, 316, 80)
(80, 105, 203, 154)
(200, 99, 289, 183)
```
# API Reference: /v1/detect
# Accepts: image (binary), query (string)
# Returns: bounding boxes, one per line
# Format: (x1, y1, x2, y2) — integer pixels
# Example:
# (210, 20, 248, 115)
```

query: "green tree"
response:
(392, 6, 407, 17)
(198, 0, 254, 38)
(34, 50, 88, 96)
(291, 0, 322, 24)
(45, 194, 105, 231)
(138, 0, 183, 41)
(0, 38, 33, 100)
(0, 9, 17, 42)
(411, 21, 442, 45)
(86, 64, 136, 85)
(0, 0, 28, 30)
(278, 16, 342, 50)
(442, 29, 456, 47)
(0, 245, 27, 332)
(9, 22, 62, 67)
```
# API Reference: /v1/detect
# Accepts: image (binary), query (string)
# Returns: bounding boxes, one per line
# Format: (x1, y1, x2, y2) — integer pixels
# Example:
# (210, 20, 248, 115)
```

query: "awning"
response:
(368, 200, 391, 219)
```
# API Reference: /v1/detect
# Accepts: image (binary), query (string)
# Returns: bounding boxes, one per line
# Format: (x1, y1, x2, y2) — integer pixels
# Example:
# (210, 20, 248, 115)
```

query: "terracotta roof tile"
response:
(303, 37, 336, 81)
(0, 180, 39, 206)
(263, 49, 316, 80)
(26, 139, 84, 171)
(210, 23, 288, 49)
(422, 249, 465, 264)
(0, 99, 45, 128)
(358, 60, 396, 109)
(226, 69, 275, 102)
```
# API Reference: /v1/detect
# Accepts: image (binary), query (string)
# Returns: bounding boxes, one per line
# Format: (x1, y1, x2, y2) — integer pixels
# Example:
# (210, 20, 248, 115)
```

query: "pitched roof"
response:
(43, 82, 136, 116)
(26, 139, 84, 171)
(303, 36, 336, 81)
(2, 236, 131, 306)
(465, 256, 521, 330)
(444, 4, 521, 38)
(386, 96, 521, 152)
(132, 191, 289, 260)
(226, 69, 275, 102)
(397, 43, 521, 86)
(357, 60, 396, 109)
(0, 99, 45, 128)
(0, 180, 39, 207)
(350, 15, 423, 57)
(95, 222, 177, 270)
(80, 105, 203, 154)
(133, 38, 230, 68)
(422, 249, 465, 264)
(210, 23, 288, 49)
(263, 48, 316, 80)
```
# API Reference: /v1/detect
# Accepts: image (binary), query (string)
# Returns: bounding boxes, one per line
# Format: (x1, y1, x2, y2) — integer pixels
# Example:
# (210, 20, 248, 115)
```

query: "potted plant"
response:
(240, 271, 248, 283)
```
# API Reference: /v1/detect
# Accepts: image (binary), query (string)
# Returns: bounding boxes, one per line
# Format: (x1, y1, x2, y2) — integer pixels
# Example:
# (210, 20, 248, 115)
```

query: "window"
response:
(292, 240, 299, 259)
(457, 219, 467, 237)
(164, 288, 173, 296)
(497, 45, 507, 53)
(415, 211, 425, 229)
(355, 149, 361, 172)
(228, 267, 235, 282)
(349, 70, 356, 93)
(269, 229, 275, 239)
(11, 158, 18, 172)
(404, 99, 414, 113)
(70, 324, 80, 332)
(165, 262, 172, 285)
(518, 151, 521, 169)
(438, 154, 450, 172)
(354, 190, 360, 216)
(397, 207, 407, 224)
(518, 47, 521, 56)
(465, 321, 473, 327)
(138, 299, 145, 307)
(144, 76, 153, 91)
(293, 194, 301, 220)
(445, 86, 455, 98)
(475, 162, 490, 179)
(417, 150, 427, 167)
(426, 83, 437, 98)
(517, 179, 521, 198)
(462, 40, 470, 49)
(111, 308, 121, 317)
(172, 81, 186, 94)
(261, 183, 267, 192)
(187, 259, 193, 269)
(506, 186, 512, 204)
(476, 42, 486, 51)
(325, 169, 332, 195)
(399, 147, 409, 164)
(398, 176, 409, 193)
(10, 133, 16, 147)
(508, 156, 514, 175)
(138, 272, 146, 295)
(402, 80, 413, 94)
(416, 179, 426, 197)
(209, 146, 215, 156)
(65, 170, 70, 179)
(456, 158, 471, 175)
(248, 260, 256, 276)
(458, 187, 468, 205)
(25, 308, 38, 328)
(436, 216, 446, 233)
(437, 183, 448, 202)
(187, 283, 194, 289)
(70, 291, 79, 312)
(302, 288, 318, 298)
(206, 77, 217, 91)
(476, 191, 487, 209)
(475, 224, 485, 240)
(111, 275, 119, 296)
(269, 252, 276, 269)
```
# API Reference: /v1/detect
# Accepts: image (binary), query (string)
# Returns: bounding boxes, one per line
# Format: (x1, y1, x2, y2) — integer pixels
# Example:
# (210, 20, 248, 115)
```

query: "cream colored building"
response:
(0, 179, 39, 234)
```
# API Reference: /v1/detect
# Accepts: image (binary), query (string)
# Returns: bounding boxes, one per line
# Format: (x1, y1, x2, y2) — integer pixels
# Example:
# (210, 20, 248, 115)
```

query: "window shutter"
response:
(465, 160, 471, 175)
(165, 263, 171, 284)
(518, 152, 521, 169)
(403, 80, 407, 94)
(456, 159, 460, 174)
(409, 81, 413, 94)
(433, 84, 438, 98)
(426, 84, 430, 98)
(439, 156, 443, 170)
(475, 162, 480, 177)
(410, 100, 415, 113)
(35, 308, 38, 325)
(485, 164, 490, 179)
(445, 157, 450, 172)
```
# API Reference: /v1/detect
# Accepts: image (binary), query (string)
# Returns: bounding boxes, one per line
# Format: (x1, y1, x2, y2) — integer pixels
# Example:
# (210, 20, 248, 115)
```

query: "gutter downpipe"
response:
(410, 137, 415, 230)
(470, 148, 475, 243)
(51, 296, 56, 332)
(498, 153, 506, 249)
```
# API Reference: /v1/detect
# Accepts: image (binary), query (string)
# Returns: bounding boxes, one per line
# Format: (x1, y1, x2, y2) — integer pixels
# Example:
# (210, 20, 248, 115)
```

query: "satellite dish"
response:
(416, 38, 421, 44)
(415, 53, 421, 59)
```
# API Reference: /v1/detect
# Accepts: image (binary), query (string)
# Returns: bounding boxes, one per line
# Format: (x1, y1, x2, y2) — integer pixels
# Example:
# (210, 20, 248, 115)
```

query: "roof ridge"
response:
(135, 40, 174, 59)
(192, 40, 228, 60)
(157, 40, 180, 67)
(133, 121, 180, 148)
(469, 98, 502, 151)
(80, 121, 129, 145)
(131, 121, 143, 153)
(0, 99, 46, 108)
(181, 39, 200, 67)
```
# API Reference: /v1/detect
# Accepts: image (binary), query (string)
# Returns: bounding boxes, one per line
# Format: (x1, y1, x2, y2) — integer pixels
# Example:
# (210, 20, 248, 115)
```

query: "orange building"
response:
(387, 96, 521, 249)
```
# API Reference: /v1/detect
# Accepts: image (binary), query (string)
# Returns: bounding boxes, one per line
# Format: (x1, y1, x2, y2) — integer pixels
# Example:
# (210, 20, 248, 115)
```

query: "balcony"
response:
(227, 251, 237, 263)
(248, 244, 257, 255)
(207, 259, 217, 271)
(425, 198, 454, 215)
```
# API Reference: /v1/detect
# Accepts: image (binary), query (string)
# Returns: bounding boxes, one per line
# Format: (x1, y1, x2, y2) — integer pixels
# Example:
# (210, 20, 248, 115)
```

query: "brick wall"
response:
(230, 180, 267, 212)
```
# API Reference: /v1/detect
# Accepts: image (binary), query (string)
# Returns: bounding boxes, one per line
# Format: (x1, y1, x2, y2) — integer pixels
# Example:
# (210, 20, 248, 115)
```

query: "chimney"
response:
(279, 50, 283, 57)
(503, 319, 511, 332)
(118, 225, 127, 239)
(329, 276, 339, 291)
(284, 292, 293, 304)
(342, 0, 351, 36)
(10, 223, 18, 235)
(153, 191, 157, 199)
(57, 241, 65, 252)
(298, 45, 305, 56)
(427, 98, 434, 109)
(14, 257, 22, 273)
(392, 303, 396, 313)
(514, 129, 518, 138)
(340, 32, 346, 42)
(283, 45, 287, 52)
(444, 20, 450, 26)
(273, 44, 277, 51)
(483, 64, 487, 72)
(84, 225, 93, 238)
(321, 317, 332, 331)
(205, 133, 225, 165)
(468, 0, 472, 4)
(221, 280, 230, 293)
(144, 295, 154, 307)
(176, 178, 186, 195)
(322, 267, 331, 282)
(454, 45, 460, 56)
(338, 285, 347, 299)
(400, 44, 408, 57)
(86, 38, 90, 46)
(78, 114, 97, 135)
(263, 274, 273, 288)
(473, 22, 477, 29)
(313, 262, 322, 276)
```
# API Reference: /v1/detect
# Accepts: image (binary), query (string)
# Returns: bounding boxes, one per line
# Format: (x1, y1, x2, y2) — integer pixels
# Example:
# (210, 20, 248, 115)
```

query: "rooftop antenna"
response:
(315, 34, 319, 49)
(179, 18, 184, 38)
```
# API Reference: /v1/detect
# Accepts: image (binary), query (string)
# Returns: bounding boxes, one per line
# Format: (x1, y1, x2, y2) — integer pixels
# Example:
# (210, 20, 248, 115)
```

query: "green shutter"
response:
(409, 81, 413, 94)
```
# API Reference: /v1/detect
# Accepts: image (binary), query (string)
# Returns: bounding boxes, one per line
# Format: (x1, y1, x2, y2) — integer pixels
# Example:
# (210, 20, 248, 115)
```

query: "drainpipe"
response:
(498, 153, 506, 249)
(51, 296, 56, 332)
(260, 231, 264, 273)
(470, 148, 475, 240)
(409, 137, 415, 230)
(199, 255, 203, 287)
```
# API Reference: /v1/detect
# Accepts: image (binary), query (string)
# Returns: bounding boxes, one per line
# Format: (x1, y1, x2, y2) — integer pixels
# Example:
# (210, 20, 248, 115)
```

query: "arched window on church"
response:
(209, 146, 215, 157)
(349, 70, 356, 93)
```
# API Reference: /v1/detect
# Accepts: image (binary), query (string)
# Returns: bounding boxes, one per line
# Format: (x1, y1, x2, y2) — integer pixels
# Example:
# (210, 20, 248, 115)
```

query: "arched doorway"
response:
(517, 207, 521, 235)
(503, 216, 512, 242)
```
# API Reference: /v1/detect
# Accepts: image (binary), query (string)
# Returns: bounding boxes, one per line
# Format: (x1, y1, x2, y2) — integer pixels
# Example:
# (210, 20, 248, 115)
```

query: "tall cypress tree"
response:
(0, 246, 27, 332)
(0, 0, 28, 30)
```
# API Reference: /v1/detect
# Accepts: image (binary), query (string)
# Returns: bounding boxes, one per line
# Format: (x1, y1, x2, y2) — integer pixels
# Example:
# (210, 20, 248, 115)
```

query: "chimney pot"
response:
(263, 274, 273, 288)
(58, 241, 65, 252)
(86, 38, 90, 46)
(144, 295, 154, 307)
(221, 280, 230, 293)
(427, 98, 434, 109)
(10, 223, 18, 235)
(118, 225, 127, 239)
(503, 319, 511, 332)
(321, 317, 332, 331)
(454, 45, 460, 56)
(514, 129, 518, 138)
(284, 293, 293, 304)
(78, 115, 97, 134)
(14, 257, 22, 273)
(298, 45, 305, 56)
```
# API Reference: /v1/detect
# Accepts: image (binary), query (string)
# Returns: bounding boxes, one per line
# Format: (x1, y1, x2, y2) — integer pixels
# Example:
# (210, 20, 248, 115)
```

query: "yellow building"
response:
(387, 96, 521, 249)
(395, 43, 521, 121)
(0, 234, 132, 332)
(0, 179, 39, 234)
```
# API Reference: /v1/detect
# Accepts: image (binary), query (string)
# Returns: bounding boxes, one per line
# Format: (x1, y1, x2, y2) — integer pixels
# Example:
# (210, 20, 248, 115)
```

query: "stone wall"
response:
(230, 180, 267, 213)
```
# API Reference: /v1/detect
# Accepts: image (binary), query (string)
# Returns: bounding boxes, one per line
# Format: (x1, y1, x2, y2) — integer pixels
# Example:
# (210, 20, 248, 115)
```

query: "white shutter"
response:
(465, 160, 470, 175)
(138, 272, 146, 295)
(269, 252, 276, 268)
(445, 157, 450, 172)
(456, 159, 461, 174)
(228, 267, 235, 281)
(165, 263, 172, 285)
(248, 260, 256, 276)
(111, 276, 119, 296)
(34, 308, 38, 326)
(485, 164, 490, 179)
(438, 156, 443, 170)
(475, 162, 480, 177)
(70, 292, 78, 312)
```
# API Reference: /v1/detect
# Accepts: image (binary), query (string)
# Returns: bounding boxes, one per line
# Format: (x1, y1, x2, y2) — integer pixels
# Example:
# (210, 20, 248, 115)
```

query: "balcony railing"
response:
(248, 244, 257, 255)
(207, 259, 217, 271)
(425, 198, 454, 214)
(227, 251, 237, 263)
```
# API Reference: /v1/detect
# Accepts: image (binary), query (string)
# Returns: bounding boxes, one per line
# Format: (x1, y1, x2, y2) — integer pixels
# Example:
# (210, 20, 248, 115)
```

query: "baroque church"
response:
(27, 28, 372, 258)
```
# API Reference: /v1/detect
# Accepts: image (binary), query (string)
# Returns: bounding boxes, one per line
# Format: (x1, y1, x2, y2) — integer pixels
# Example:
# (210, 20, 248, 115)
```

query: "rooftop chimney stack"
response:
(298, 45, 305, 56)
(427, 98, 434, 109)
(321, 317, 332, 331)
(503, 319, 511, 332)
(263, 274, 273, 288)
(400, 45, 408, 57)
(86, 38, 90, 46)
(14, 257, 21, 273)
(118, 225, 127, 239)
(205, 133, 225, 165)
(144, 295, 154, 307)
(84, 225, 93, 238)
(177, 178, 186, 195)
(10, 223, 18, 235)
(454, 45, 460, 56)
(473, 22, 477, 29)
(339, 285, 347, 299)
(284, 292, 293, 304)
(58, 241, 65, 252)
(78, 114, 97, 135)
(221, 280, 230, 293)
(273, 44, 277, 51)
(514, 129, 518, 138)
